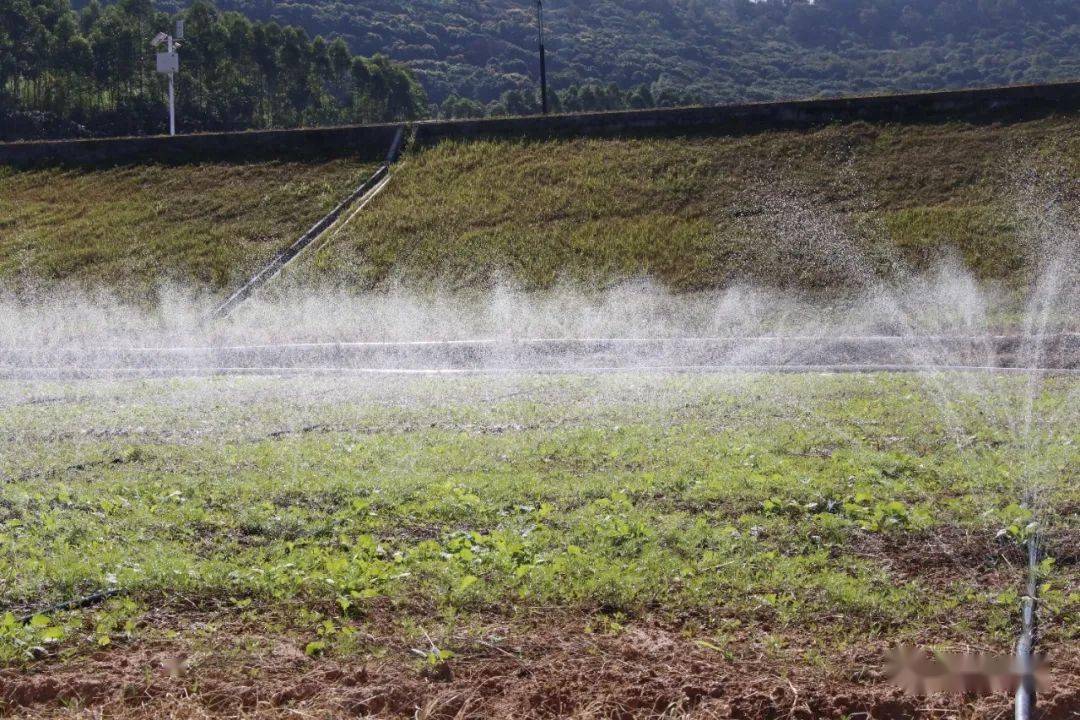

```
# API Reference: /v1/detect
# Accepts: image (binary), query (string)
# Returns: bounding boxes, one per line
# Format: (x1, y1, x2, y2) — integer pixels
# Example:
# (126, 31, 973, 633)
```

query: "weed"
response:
(0, 373, 1075, 665)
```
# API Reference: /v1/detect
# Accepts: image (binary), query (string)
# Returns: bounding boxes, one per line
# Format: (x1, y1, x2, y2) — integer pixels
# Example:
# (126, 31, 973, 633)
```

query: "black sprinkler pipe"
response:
(17, 588, 120, 625)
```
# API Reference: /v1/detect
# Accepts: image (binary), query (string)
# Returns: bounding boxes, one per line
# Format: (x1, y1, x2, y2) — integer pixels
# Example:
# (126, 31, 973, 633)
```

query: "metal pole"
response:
(167, 35, 176, 136)
(1014, 533, 1039, 720)
(537, 0, 548, 115)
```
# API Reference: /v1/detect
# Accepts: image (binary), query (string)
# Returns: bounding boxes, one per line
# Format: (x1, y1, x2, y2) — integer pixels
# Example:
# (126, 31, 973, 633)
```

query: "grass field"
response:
(299, 116, 1080, 294)
(0, 160, 375, 298)
(1, 372, 1077, 717)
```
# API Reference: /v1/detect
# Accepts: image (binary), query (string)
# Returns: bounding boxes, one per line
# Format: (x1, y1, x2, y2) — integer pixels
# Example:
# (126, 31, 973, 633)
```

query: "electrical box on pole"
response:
(155, 52, 178, 74)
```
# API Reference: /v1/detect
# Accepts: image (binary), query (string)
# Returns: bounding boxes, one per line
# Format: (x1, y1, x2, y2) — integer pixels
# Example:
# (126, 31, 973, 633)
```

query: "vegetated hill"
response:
(133, 0, 1080, 109)
(0, 160, 375, 296)
(297, 115, 1080, 294)
(1, 0, 426, 141)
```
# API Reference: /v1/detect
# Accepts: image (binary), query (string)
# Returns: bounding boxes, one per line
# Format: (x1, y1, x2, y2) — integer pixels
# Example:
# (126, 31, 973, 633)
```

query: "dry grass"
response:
(299, 116, 1080, 293)
(2, 118, 1077, 299)
(0, 160, 375, 299)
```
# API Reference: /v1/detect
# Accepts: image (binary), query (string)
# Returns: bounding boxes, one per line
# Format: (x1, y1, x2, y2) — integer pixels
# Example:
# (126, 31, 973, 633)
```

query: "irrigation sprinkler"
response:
(152, 20, 183, 136)
(536, 0, 549, 114)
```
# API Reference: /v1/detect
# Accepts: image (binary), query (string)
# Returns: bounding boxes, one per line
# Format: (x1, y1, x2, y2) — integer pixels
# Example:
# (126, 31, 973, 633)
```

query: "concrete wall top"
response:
(414, 80, 1080, 144)
(0, 123, 403, 168)
(2, 81, 1078, 168)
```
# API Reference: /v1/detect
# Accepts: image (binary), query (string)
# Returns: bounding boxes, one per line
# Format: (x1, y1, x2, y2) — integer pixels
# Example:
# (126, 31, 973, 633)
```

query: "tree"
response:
(2, 0, 428, 139)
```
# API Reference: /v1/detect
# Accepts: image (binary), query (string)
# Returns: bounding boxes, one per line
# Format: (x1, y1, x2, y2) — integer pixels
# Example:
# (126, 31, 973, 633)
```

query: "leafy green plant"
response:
(0, 613, 68, 662)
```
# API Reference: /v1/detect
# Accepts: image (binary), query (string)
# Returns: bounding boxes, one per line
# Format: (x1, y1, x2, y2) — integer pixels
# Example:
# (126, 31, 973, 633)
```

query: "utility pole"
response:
(167, 33, 175, 135)
(536, 0, 548, 114)
(153, 20, 183, 136)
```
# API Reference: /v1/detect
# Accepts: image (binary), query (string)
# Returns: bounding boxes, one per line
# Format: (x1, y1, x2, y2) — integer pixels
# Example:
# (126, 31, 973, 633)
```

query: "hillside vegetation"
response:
(0, 159, 374, 295)
(2, 115, 1077, 299)
(137, 0, 1080, 111)
(1, 0, 426, 140)
(299, 115, 1080, 293)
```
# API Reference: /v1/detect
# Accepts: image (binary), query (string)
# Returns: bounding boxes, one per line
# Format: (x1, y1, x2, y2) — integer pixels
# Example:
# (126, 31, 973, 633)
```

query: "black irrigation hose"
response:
(16, 588, 120, 625)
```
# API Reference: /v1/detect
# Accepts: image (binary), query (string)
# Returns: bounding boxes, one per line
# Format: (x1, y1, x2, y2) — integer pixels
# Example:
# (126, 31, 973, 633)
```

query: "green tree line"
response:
(133, 0, 1078, 108)
(6, 0, 1078, 136)
(441, 82, 704, 119)
(0, 0, 428, 139)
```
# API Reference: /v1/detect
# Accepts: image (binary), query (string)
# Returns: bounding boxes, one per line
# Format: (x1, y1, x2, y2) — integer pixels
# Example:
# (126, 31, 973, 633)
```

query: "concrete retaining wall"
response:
(3, 81, 1079, 168)
(0, 123, 402, 168)
(414, 81, 1080, 145)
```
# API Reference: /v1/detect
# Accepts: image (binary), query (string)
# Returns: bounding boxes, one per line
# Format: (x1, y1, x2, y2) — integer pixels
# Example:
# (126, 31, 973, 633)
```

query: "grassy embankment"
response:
(0, 160, 376, 297)
(1, 116, 1077, 300)
(1, 374, 1077, 716)
(298, 115, 1080, 294)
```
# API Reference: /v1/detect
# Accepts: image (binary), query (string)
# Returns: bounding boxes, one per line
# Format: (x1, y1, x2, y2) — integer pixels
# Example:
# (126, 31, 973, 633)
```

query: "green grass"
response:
(2, 373, 1076, 667)
(298, 116, 1080, 293)
(0, 160, 375, 298)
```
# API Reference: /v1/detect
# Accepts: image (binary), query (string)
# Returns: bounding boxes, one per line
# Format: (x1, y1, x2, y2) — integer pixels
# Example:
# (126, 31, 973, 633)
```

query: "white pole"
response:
(167, 35, 176, 136)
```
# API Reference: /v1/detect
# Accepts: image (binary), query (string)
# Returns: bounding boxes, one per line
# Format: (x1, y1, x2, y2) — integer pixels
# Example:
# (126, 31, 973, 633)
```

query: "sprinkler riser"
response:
(1014, 535, 1039, 720)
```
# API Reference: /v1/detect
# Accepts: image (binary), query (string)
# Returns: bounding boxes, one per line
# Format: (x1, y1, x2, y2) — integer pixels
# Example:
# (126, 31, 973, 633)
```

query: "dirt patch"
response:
(853, 525, 1028, 584)
(4, 610, 1071, 719)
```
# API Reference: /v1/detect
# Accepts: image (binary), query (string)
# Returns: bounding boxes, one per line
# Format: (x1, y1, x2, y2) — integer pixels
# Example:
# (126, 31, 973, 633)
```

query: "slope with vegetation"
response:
(0, 159, 375, 295)
(301, 115, 1080, 294)
(134, 0, 1080, 115)
(0, 0, 426, 140)
(2, 114, 1077, 299)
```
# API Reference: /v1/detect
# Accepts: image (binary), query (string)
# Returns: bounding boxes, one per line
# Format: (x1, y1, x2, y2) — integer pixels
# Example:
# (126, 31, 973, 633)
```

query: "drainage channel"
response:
(210, 125, 406, 320)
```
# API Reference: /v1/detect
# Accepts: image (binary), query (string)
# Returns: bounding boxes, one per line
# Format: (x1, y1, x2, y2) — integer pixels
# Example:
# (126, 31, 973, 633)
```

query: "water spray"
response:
(2, 333, 1076, 380)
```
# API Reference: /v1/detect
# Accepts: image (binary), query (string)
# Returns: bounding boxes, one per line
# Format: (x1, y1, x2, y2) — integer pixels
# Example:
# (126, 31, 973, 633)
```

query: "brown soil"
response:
(853, 525, 1024, 583)
(2, 612, 1076, 719)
